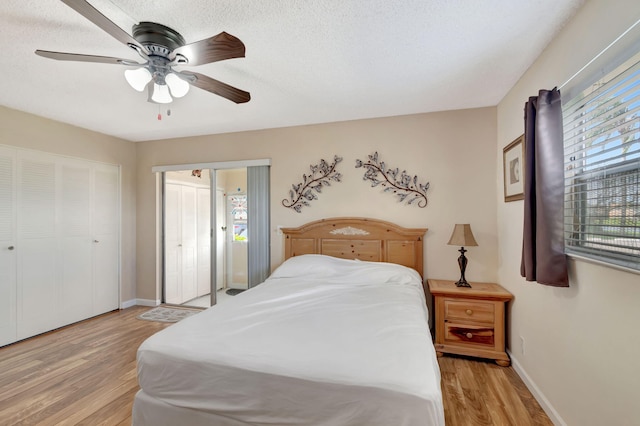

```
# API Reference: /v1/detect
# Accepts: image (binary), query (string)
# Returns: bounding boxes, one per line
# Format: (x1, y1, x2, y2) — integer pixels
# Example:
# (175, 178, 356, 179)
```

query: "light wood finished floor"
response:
(0, 306, 552, 425)
(438, 356, 552, 425)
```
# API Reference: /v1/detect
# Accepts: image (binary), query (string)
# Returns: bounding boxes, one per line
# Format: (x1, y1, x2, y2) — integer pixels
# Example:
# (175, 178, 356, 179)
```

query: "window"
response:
(229, 194, 247, 241)
(563, 51, 640, 271)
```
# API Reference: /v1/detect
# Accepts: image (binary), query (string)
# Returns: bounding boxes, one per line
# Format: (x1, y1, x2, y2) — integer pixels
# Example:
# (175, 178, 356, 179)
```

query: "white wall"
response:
(496, 1, 640, 425)
(0, 105, 138, 305)
(135, 108, 498, 301)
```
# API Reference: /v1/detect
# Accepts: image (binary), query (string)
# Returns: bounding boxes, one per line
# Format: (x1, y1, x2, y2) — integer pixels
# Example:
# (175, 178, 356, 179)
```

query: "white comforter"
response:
(136, 255, 445, 425)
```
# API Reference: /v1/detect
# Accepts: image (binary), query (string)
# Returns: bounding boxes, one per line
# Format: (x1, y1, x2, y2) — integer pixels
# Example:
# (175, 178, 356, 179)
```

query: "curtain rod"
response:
(559, 16, 640, 90)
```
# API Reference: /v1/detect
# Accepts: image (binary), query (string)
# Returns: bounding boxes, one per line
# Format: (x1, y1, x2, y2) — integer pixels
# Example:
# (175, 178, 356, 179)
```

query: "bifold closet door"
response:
(0, 147, 17, 346)
(164, 183, 198, 304)
(4, 148, 121, 343)
(180, 185, 198, 303)
(59, 159, 94, 326)
(17, 152, 60, 338)
(164, 183, 181, 304)
(92, 164, 119, 314)
(59, 161, 119, 319)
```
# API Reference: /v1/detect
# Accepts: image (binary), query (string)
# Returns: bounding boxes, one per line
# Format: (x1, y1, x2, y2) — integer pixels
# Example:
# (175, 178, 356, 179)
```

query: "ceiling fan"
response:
(35, 0, 250, 105)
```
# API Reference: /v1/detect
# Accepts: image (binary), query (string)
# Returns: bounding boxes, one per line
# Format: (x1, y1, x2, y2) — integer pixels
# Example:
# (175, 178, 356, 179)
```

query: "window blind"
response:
(563, 52, 640, 270)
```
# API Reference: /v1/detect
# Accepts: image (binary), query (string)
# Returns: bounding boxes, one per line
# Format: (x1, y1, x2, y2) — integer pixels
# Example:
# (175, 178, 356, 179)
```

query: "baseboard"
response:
(120, 299, 137, 309)
(134, 298, 161, 307)
(508, 350, 566, 426)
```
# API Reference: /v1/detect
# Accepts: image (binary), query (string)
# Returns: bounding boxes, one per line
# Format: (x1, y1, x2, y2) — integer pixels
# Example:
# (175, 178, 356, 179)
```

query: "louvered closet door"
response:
(92, 164, 119, 314)
(17, 152, 60, 339)
(59, 158, 93, 325)
(1, 147, 119, 345)
(0, 147, 17, 346)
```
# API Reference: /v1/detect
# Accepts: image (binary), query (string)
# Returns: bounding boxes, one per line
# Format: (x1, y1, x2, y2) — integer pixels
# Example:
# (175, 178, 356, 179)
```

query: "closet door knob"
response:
(94, 240, 99, 243)
(8, 246, 15, 251)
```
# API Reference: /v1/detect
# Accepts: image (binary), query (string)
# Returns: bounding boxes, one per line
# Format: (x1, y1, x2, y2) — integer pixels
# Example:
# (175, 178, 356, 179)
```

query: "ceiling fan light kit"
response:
(124, 67, 152, 92)
(35, 0, 250, 107)
(165, 73, 190, 97)
(150, 83, 172, 104)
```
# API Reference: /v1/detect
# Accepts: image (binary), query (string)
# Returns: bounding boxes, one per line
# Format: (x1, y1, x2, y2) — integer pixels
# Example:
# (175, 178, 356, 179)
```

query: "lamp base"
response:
(456, 246, 472, 288)
(455, 278, 472, 288)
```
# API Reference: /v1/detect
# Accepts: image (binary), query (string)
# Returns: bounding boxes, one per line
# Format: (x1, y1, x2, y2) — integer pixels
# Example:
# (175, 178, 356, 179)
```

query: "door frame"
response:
(154, 159, 270, 307)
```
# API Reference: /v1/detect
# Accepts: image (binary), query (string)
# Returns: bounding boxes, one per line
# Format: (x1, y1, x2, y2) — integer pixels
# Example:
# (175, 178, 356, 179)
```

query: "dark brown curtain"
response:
(521, 88, 569, 287)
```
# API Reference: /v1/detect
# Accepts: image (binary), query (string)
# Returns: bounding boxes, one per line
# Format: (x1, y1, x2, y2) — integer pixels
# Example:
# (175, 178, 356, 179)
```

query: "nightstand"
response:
(427, 279, 513, 366)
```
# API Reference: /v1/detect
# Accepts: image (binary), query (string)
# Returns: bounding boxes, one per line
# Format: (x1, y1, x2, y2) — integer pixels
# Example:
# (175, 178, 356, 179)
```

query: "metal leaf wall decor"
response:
(282, 155, 343, 213)
(355, 152, 429, 207)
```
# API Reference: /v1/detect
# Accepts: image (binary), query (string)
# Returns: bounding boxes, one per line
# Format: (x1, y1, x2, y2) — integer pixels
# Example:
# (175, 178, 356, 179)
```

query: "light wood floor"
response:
(0, 306, 552, 425)
(438, 356, 552, 425)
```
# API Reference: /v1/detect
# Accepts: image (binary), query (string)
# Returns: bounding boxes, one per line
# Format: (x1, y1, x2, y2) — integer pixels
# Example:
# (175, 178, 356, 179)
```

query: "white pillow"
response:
(269, 254, 346, 278)
(269, 254, 422, 287)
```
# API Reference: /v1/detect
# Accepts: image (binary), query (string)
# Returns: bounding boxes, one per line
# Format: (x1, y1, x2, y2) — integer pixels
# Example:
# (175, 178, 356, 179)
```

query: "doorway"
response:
(214, 168, 249, 305)
(157, 160, 270, 309)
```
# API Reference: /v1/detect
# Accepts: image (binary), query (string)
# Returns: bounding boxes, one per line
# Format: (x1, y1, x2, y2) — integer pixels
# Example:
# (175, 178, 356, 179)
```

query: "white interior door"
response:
(60, 160, 93, 325)
(0, 148, 120, 345)
(92, 165, 120, 314)
(164, 183, 181, 304)
(164, 181, 204, 305)
(180, 186, 198, 302)
(0, 147, 16, 346)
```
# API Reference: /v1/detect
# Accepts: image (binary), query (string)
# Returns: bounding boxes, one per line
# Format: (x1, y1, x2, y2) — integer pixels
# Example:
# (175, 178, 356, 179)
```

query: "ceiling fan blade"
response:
(61, 0, 143, 51)
(172, 32, 245, 66)
(35, 50, 143, 66)
(180, 71, 250, 104)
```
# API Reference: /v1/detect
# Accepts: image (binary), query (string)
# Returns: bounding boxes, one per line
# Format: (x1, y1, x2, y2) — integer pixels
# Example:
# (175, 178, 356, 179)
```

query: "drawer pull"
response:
(465, 309, 473, 316)
(466, 332, 473, 339)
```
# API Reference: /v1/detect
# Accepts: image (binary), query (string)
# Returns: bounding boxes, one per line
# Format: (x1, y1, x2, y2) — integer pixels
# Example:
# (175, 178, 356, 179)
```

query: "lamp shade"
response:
(124, 67, 152, 92)
(165, 73, 190, 98)
(150, 83, 173, 104)
(447, 224, 478, 247)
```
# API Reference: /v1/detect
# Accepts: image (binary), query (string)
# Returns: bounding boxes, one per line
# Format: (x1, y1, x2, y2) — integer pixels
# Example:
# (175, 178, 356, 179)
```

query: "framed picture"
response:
(503, 135, 525, 202)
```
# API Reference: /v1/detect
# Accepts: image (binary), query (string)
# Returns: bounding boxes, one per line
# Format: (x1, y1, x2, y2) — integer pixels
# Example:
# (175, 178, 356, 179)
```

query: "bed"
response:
(133, 217, 444, 426)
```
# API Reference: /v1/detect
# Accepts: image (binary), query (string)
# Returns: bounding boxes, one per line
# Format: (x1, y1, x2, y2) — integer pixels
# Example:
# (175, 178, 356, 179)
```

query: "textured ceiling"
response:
(0, 0, 585, 142)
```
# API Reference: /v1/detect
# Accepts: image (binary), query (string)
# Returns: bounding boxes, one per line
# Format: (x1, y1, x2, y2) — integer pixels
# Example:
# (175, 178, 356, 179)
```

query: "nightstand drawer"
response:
(444, 323, 495, 346)
(444, 299, 494, 324)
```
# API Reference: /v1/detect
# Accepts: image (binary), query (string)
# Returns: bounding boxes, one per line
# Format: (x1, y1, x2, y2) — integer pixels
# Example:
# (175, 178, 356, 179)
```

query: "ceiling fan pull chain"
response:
(157, 104, 162, 121)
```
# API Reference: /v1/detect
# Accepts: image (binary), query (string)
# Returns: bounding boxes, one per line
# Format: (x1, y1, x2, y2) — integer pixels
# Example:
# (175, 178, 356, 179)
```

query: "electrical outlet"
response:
(520, 336, 525, 356)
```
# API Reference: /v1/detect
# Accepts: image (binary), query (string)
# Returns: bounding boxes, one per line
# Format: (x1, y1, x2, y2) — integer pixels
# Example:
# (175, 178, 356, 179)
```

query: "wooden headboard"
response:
(281, 217, 428, 277)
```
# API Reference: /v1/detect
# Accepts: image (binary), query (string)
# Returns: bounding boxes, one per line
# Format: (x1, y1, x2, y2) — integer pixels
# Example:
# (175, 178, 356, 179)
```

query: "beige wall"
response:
(135, 108, 498, 300)
(496, 1, 640, 425)
(0, 105, 137, 304)
(219, 168, 247, 194)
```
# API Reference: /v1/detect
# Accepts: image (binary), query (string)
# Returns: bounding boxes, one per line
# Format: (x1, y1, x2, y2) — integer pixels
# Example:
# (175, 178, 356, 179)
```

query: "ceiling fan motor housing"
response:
(133, 22, 185, 59)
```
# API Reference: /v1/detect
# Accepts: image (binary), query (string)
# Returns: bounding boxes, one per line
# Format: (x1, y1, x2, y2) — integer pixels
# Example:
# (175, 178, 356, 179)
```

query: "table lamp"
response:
(447, 224, 478, 287)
